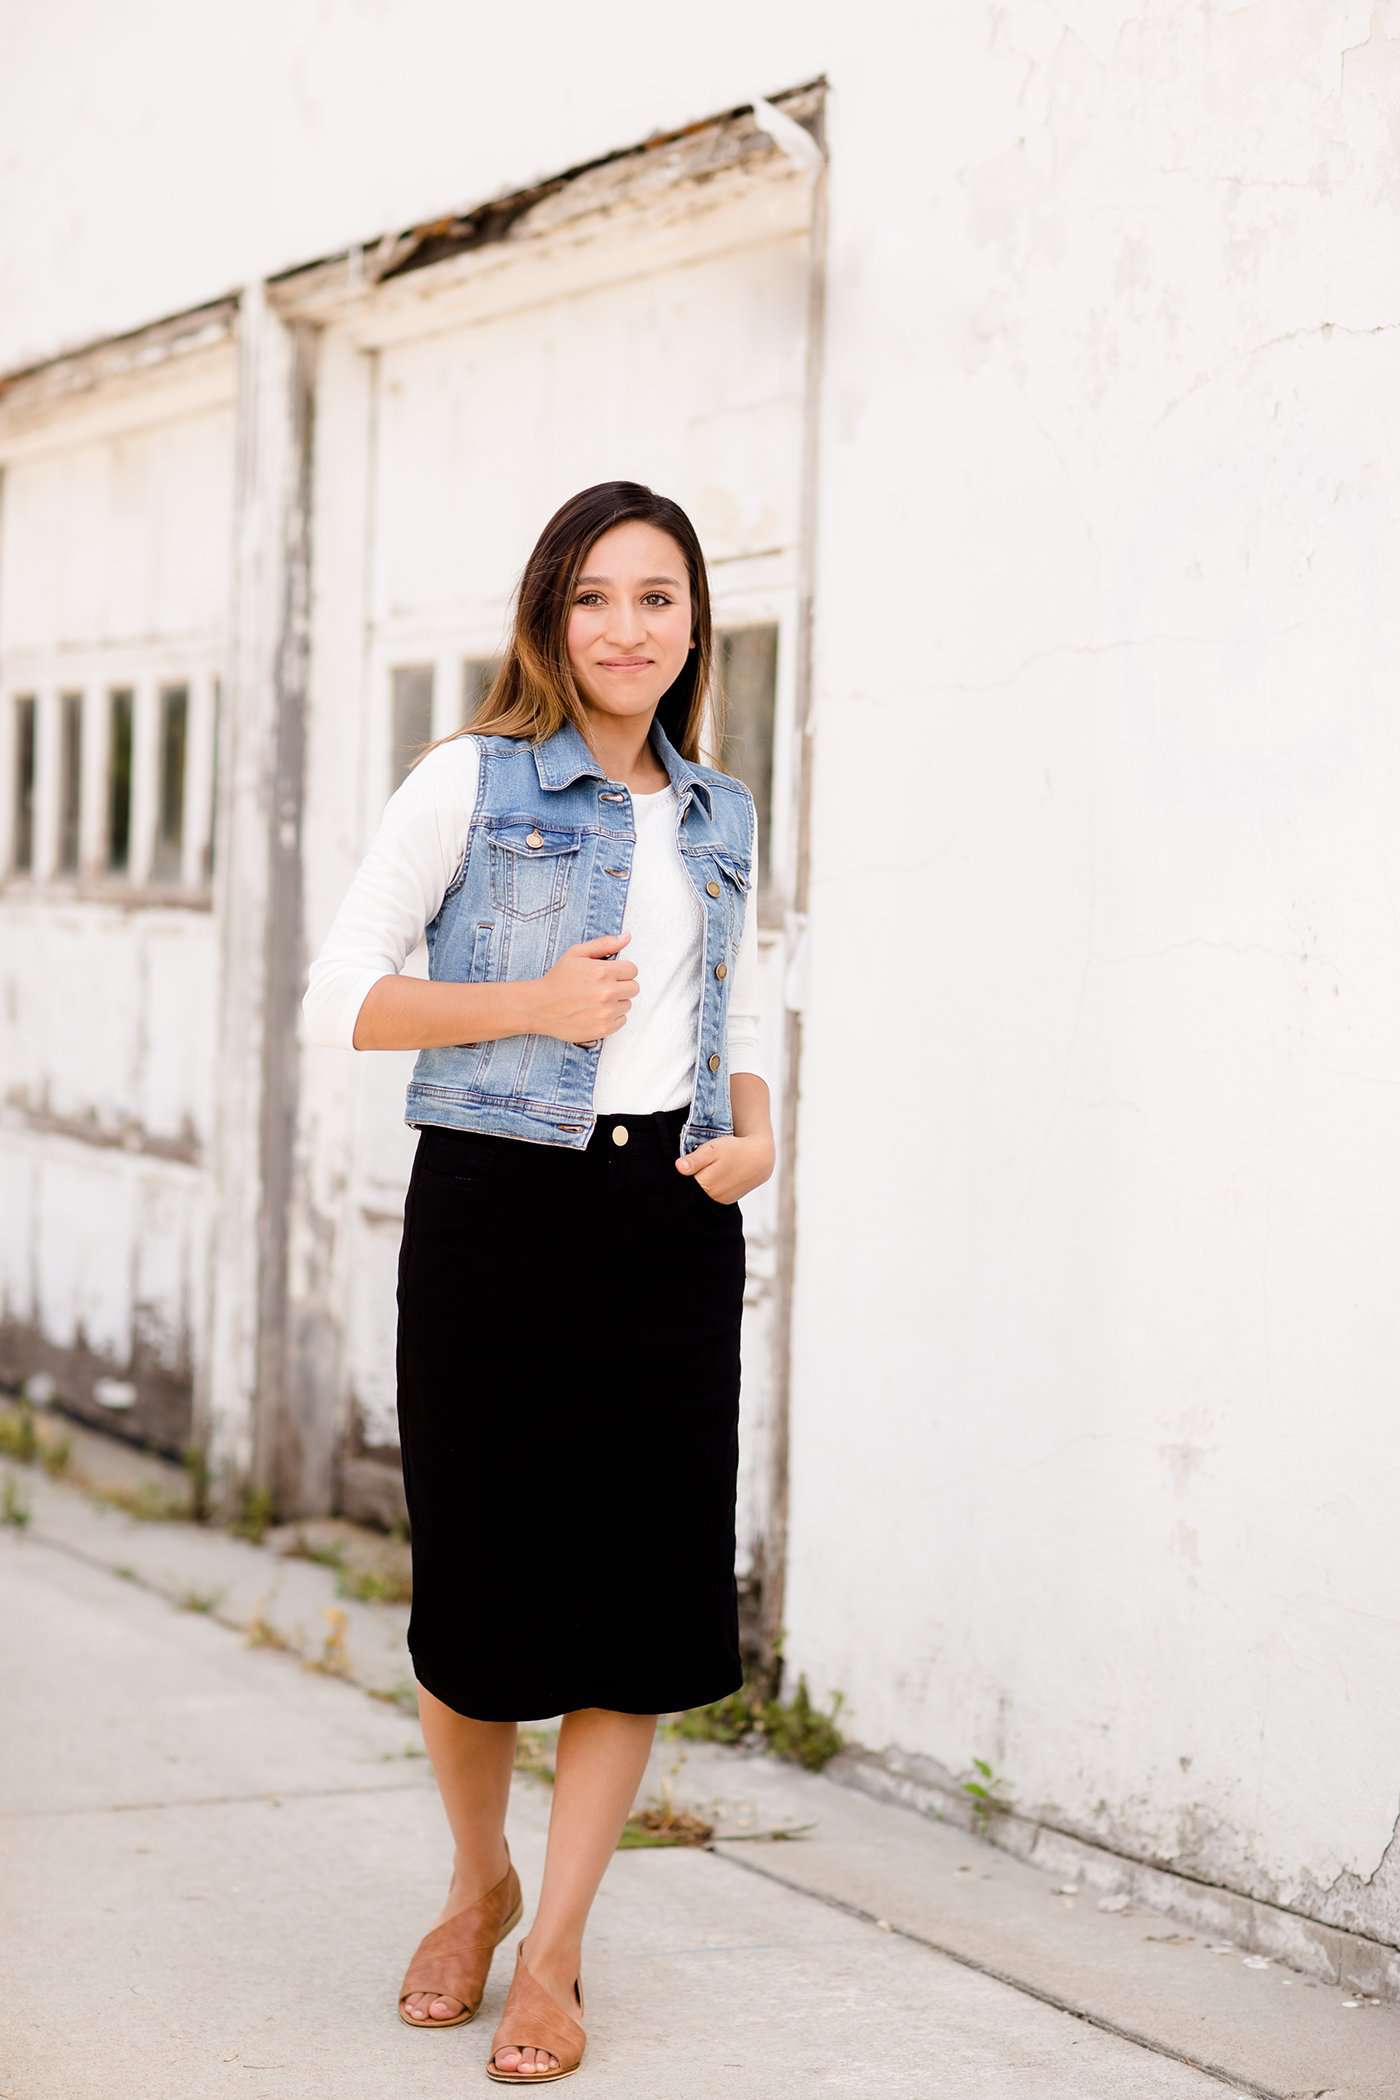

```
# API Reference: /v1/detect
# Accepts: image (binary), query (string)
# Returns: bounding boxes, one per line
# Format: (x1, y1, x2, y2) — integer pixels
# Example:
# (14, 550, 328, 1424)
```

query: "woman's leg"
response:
(491, 1707, 658, 2076)
(401, 1684, 520, 2022)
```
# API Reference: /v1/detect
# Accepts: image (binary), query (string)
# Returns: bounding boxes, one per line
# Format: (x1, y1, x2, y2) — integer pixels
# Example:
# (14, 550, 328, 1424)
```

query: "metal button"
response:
(707, 1053, 721, 1073)
(612, 1123, 629, 1145)
(526, 828, 544, 847)
(714, 962, 727, 979)
(706, 879, 721, 897)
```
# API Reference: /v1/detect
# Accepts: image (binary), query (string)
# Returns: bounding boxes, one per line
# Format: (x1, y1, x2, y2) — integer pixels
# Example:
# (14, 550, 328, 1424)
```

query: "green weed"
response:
(668, 1670, 846, 1772)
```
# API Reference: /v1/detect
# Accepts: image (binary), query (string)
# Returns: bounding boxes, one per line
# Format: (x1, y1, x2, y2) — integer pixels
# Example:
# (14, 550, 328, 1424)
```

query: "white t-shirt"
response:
(301, 733, 768, 1112)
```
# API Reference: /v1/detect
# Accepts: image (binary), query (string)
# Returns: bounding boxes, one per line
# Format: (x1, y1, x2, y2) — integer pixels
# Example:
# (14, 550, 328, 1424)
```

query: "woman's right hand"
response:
(526, 930, 638, 1043)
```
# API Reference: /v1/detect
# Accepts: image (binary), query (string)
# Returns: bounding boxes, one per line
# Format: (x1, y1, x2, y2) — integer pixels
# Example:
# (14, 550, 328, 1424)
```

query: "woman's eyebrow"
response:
(575, 573, 684, 587)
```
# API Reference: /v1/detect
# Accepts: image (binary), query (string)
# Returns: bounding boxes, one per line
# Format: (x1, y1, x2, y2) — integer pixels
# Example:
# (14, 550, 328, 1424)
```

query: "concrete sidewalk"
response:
(2, 1462, 1398, 2098)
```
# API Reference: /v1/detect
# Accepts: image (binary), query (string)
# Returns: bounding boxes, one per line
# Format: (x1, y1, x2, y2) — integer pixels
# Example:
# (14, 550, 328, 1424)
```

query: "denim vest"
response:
(403, 713, 756, 1155)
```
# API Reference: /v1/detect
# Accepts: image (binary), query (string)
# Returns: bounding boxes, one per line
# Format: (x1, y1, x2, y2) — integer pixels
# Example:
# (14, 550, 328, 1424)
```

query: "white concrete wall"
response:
(787, 6, 1400, 1936)
(6, 0, 1400, 1940)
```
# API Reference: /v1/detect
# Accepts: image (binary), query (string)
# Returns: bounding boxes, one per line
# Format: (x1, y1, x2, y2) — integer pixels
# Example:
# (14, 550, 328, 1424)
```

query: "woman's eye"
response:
(574, 591, 673, 607)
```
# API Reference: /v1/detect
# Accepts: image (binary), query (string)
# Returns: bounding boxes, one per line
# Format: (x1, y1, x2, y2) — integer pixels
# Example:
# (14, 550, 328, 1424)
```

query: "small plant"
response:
(91, 1478, 190, 1523)
(245, 1608, 293, 1651)
(367, 1677, 422, 1715)
(231, 1481, 275, 1544)
(39, 1431, 72, 1478)
(622, 1739, 714, 1848)
(179, 1586, 225, 1614)
(671, 1670, 846, 1772)
(959, 1756, 1012, 1832)
(336, 1560, 413, 1606)
(0, 1403, 38, 1465)
(514, 1726, 557, 1784)
(312, 1605, 352, 1677)
(2, 1470, 31, 1526)
(181, 1442, 211, 1523)
(281, 1530, 347, 1569)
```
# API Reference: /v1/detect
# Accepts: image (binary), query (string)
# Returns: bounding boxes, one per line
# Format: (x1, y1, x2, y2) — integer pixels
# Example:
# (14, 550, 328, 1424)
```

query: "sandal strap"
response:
(398, 1861, 521, 2010)
(489, 1945, 586, 2068)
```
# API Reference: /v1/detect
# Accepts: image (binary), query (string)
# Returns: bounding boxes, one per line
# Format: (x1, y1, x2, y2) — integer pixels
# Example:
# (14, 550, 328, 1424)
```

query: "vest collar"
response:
(531, 711, 715, 818)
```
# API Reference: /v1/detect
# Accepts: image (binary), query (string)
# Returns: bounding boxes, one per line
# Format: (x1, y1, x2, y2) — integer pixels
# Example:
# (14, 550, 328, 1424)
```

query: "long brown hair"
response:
(411, 481, 729, 774)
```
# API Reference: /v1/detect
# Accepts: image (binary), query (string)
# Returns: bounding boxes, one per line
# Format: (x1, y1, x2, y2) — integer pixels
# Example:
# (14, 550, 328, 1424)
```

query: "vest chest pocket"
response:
(487, 821, 584, 920)
(706, 850, 752, 954)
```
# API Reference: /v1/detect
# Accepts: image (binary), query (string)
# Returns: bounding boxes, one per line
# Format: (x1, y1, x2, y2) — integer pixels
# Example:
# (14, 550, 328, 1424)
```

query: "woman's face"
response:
(565, 518, 695, 724)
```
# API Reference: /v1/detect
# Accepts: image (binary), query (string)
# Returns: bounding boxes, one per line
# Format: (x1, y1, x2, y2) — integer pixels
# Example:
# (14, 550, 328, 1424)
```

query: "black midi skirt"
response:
(394, 1102, 747, 1722)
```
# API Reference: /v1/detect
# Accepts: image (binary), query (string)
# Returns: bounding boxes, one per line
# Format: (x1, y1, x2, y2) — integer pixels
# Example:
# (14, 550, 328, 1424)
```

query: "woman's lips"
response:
(598, 659, 652, 670)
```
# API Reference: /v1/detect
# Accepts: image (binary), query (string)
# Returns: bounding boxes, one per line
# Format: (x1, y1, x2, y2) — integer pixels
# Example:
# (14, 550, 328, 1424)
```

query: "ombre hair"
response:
(411, 480, 731, 775)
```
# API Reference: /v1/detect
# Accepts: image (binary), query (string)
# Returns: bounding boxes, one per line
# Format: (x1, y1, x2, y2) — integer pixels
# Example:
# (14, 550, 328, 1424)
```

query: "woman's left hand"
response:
(675, 1131, 775, 1204)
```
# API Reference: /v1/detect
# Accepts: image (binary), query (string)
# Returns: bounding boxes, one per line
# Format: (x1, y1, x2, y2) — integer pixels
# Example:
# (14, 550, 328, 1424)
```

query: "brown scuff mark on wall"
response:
(336, 1398, 408, 1533)
(0, 1315, 193, 1460)
(3, 1085, 202, 1164)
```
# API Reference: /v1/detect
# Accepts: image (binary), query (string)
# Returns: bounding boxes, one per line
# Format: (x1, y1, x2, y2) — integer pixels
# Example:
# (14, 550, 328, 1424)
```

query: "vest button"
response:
(714, 962, 727, 979)
(526, 829, 544, 848)
(611, 1123, 629, 1145)
(707, 1052, 721, 1073)
(706, 879, 721, 897)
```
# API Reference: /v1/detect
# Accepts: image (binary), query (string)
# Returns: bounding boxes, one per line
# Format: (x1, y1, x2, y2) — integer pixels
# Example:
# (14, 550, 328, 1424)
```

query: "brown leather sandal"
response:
(397, 1843, 524, 2029)
(485, 1937, 587, 2082)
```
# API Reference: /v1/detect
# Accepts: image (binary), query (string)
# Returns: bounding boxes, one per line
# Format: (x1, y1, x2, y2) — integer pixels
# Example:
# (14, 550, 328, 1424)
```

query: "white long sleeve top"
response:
(301, 732, 768, 1111)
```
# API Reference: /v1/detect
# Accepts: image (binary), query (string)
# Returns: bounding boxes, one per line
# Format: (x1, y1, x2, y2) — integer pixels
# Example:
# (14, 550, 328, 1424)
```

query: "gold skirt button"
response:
(611, 1123, 630, 1146)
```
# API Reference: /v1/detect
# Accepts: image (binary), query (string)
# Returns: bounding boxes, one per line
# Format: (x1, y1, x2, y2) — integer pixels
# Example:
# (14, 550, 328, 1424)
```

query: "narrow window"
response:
(463, 656, 502, 722)
(12, 695, 36, 873)
(202, 675, 221, 886)
(58, 690, 83, 874)
(153, 683, 189, 882)
(716, 624, 778, 893)
(107, 688, 134, 873)
(390, 663, 434, 787)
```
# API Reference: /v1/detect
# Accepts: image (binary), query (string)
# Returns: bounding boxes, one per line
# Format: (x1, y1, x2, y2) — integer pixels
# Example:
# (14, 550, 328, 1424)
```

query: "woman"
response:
(301, 480, 774, 2082)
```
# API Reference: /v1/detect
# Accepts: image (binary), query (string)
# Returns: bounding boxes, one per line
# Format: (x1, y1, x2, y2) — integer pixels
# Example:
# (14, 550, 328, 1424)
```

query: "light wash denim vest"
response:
(403, 712, 755, 1155)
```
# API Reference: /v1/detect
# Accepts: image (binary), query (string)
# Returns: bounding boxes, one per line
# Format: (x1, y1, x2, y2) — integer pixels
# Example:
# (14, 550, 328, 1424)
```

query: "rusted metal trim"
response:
(0, 298, 238, 413)
(266, 81, 827, 320)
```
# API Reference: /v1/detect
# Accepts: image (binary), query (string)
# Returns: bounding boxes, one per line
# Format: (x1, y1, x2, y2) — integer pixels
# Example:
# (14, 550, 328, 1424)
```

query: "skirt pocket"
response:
(412, 1124, 505, 1186)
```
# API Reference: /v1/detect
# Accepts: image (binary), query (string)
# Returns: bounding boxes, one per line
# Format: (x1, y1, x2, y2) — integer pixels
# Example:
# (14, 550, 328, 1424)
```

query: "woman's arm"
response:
(302, 735, 539, 1052)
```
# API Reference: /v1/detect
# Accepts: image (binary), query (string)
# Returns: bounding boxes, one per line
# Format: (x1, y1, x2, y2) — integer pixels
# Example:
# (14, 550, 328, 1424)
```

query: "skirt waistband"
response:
(414, 1104, 693, 1170)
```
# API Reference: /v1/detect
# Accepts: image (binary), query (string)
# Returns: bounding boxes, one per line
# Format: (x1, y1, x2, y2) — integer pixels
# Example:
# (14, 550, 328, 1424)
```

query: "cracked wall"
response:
(786, 4, 1400, 1951)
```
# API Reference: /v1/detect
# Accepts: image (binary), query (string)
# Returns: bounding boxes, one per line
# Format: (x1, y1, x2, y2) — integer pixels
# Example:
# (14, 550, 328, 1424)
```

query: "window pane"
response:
(12, 695, 36, 873)
(390, 664, 434, 786)
(463, 656, 502, 722)
(153, 683, 188, 882)
(58, 691, 82, 873)
(108, 689, 133, 873)
(716, 624, 777, 893)
(203, 675, 221, 885)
